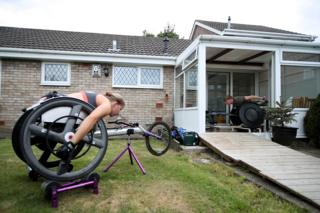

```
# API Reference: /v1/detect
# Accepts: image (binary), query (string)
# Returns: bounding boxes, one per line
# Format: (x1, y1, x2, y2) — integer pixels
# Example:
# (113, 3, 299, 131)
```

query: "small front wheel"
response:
(145, 122, 172, 156)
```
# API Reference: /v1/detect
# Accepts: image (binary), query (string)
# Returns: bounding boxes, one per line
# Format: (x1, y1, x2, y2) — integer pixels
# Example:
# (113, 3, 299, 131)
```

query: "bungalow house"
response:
(0, 27, 191, 135)
(1, 18, 320, 136)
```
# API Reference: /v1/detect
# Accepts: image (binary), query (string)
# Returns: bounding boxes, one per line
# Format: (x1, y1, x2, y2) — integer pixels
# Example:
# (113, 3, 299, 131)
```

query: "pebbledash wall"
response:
(0, 59, 174, 135)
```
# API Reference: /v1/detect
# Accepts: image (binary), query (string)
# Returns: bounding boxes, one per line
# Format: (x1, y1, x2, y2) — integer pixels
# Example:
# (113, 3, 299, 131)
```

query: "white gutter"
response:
(198, 34, 320, 48)
(0, 47, 177, 65)
(223, 29, 316, 42)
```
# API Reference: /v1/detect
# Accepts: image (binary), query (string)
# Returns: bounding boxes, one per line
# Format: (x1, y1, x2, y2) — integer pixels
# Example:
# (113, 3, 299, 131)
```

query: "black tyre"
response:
(239, 103, 265, 129)
(145, 121, 172, 156)
(12, 110, 32, 162)
(20, 97, 108, 182)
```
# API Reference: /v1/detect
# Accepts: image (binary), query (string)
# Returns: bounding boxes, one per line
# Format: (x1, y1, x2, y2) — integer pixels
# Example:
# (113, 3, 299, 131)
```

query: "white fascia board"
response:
(0, 47, 177, 66)
(189, 22, 197, 40)
(223, 31, 314, 41)
(199, 35, 320, 49)
(176, 37, 200, 66)
(190, 22, 223, 39)
(223, 28, 316, 41)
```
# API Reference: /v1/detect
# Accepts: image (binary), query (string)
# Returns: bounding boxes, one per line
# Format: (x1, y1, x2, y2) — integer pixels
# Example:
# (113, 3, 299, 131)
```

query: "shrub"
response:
(304, 94, 320, 147)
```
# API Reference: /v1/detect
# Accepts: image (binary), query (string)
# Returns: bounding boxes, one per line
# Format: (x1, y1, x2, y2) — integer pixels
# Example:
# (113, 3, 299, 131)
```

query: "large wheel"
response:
(238, 102, 265, 129)
(145, 122, 172, 156)
(12, 110, 33, 162)
(19, 97, 108, 182)
(229, 107, 241, 126)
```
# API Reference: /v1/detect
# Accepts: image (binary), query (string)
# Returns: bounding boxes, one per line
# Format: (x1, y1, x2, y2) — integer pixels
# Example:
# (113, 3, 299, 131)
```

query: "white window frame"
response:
(182, 49, 198, 70)
(112, 66, 163, 89)
(186, 68, 197, 90)
(41, 62, 71, 86)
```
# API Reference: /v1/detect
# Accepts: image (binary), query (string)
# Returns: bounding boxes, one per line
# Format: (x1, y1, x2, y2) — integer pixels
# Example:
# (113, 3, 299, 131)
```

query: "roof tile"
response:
(0, 26, 191, 56)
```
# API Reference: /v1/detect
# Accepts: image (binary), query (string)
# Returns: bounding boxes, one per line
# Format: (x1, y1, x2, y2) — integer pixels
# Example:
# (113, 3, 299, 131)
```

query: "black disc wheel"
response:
(239, 103, 265, 129)
(145, 121, 172, 156)
(20, 97, 108, 182)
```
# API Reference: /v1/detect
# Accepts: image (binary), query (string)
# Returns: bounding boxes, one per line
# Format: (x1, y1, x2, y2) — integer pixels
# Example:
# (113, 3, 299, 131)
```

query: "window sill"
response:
(112, 85, 163, 89)
(41, 82, 71, 86)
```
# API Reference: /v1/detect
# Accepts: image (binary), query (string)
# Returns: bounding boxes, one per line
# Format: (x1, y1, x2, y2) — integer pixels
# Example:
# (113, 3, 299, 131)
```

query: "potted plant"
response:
(265, 101, 298, 146)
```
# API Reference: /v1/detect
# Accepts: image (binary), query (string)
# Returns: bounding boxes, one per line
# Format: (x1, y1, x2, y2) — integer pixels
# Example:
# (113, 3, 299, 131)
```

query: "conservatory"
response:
(174, 35, 320, 136)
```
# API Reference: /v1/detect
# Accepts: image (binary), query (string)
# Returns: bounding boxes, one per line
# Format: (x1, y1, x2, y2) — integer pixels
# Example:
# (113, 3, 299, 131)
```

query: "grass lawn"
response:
(0, 138, 306, 213)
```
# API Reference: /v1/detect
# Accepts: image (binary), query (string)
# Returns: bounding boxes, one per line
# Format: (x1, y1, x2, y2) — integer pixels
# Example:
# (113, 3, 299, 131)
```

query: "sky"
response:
(0, 0, 319, 41)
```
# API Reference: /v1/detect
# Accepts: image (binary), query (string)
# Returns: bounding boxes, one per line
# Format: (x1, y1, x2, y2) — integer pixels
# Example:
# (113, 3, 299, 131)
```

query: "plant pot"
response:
(271, 126, 298, 146)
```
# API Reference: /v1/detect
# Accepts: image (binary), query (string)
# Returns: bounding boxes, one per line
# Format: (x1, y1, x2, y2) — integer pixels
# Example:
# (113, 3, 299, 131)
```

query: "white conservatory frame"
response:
(174, 35, 320, 134)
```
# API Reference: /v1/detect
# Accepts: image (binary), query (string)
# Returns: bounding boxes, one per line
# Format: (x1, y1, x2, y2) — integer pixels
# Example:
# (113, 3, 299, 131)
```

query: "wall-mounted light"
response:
(103, 65, 110, 77)
(91, 64, 112, 78)
(91, 64, 102, 78)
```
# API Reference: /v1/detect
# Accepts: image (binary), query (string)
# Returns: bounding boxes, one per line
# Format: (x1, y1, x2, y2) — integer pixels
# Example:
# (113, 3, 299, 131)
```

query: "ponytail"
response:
(105, 92, 125, 107)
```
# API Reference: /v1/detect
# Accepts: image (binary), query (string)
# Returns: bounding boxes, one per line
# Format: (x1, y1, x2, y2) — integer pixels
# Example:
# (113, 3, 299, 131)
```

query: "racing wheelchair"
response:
(12, 96, 172, 182)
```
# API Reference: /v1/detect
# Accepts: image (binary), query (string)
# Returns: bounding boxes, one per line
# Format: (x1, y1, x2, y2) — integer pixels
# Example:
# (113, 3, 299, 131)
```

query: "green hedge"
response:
(304, 94, 320, 147)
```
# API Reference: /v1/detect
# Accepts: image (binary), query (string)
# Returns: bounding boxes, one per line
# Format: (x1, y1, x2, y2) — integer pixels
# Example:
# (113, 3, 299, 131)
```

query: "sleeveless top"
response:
(80, 91, 97, 108)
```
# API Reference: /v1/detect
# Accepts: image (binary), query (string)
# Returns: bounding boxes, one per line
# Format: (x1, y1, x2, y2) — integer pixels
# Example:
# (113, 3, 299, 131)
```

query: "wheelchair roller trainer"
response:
(41, 173, 100, 208)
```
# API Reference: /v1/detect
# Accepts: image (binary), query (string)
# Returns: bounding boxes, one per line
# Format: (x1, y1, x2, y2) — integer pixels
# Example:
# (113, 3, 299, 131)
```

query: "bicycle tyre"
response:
(145, 121, 172, 156)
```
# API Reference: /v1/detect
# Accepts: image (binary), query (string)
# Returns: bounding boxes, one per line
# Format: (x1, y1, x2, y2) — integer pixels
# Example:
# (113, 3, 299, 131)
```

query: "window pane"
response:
(281, 66, 320, 107)
(183, 50, 197, 68)
(233, 73, 255, 97)
(185, 65, 197, 107)
(207, 72, 228, 112)
(45, 64, 68, 82)
(283, 52, 320, 62)
(113, 66, 138, 85)
(175, 74, 184, 108)
(140, 68, 160, 85)
(187, 69, 197, 87)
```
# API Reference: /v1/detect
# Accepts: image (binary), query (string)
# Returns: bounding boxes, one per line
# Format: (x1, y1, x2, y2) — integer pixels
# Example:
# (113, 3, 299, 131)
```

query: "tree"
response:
(142, 30, 155, 37)
(157, 24, 179, 39)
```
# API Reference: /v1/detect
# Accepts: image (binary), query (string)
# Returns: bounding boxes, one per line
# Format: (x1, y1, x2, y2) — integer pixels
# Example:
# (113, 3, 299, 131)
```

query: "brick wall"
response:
(0, 59, 174, 135)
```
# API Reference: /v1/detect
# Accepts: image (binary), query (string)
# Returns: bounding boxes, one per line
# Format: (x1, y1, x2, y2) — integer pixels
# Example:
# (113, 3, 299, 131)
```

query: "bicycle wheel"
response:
(20, 97, 108, 182)
(145, 121, 172, 156)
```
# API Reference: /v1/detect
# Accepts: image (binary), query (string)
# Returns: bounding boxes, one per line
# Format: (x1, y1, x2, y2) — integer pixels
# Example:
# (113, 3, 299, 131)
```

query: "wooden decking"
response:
(200, 132, 320, 208)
